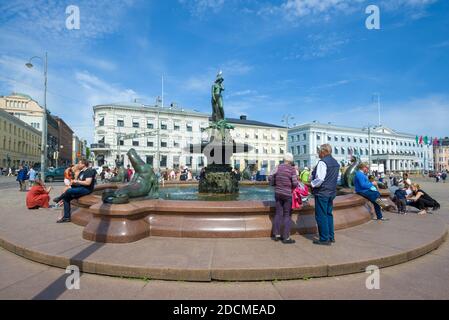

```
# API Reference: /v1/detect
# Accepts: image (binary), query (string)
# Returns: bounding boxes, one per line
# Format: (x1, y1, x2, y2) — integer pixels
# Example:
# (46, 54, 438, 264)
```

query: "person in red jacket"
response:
(26, 179, 52, 209)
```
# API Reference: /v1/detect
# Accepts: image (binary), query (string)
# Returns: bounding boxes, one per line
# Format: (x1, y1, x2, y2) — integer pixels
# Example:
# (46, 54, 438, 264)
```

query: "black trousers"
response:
(409, 198, 437, 210)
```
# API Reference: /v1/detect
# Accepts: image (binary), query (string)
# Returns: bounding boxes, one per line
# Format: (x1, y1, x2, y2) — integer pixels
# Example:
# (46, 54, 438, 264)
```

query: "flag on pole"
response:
(424, 136, 428, 145)
(419, 136, 423, 144)
(415, 135, 419, 144)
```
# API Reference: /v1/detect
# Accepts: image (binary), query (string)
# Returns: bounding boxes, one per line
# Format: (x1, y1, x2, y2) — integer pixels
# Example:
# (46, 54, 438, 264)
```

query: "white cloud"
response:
(431, 40, 449, 49)
(0, 0, 136, 43)
(180, 60, 252, 94)
(179, 0, 225, 16)
(281, 0, 362, 18)
(260, 0, 438, 22)
(221, 60, 253, 76)
(285, 33, 349, 60)
(75, 71, 147, 107)
(317, 95, 449, 137)
(309, 79, 351, 90)
(0, 53, 149, 143)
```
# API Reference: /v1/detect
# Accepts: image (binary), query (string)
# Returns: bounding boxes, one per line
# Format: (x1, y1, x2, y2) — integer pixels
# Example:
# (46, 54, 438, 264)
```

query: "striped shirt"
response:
(270, 163, 298, 197)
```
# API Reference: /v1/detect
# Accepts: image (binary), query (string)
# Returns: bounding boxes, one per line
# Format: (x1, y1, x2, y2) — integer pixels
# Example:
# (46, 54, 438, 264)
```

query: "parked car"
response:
(45, 167, 66, 182)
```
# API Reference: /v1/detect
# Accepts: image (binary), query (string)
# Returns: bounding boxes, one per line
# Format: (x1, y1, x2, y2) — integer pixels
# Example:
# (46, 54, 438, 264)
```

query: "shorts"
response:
(64, 179, 71, 186)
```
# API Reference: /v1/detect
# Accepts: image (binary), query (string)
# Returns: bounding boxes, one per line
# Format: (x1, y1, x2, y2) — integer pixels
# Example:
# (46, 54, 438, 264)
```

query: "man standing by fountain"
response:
(310, 144, 340, 246)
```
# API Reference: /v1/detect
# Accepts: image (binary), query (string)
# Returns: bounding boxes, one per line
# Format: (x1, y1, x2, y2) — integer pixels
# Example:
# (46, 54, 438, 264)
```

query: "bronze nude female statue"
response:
(211, 71, 225, 122)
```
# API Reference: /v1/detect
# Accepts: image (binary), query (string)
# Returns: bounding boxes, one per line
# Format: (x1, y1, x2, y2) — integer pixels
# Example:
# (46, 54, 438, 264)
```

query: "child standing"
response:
(394, 188, 407, 214)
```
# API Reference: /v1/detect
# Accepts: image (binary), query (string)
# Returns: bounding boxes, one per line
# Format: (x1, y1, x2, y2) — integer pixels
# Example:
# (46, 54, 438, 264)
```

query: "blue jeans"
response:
(62, 187, 92, 219)
(314, 195, 335, 242)
(357, 190, 383, 219)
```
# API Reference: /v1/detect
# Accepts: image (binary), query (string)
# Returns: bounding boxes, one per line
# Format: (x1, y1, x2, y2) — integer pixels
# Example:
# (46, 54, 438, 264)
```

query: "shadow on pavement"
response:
(32, 202, 110, 300)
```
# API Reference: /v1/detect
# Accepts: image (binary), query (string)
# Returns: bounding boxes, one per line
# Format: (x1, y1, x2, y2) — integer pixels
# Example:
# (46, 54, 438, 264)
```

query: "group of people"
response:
(0, 167, 15, 176)
(389, 173, 440, 215)
(269, 143, 441, 246)
(99, 165, 134, 183)
(14, 165, 38, 191)
(434, 171, 447, 183)
(270, 144, 340, 245)
(25, 159, 97, 223)
(19, 145, 441, 240)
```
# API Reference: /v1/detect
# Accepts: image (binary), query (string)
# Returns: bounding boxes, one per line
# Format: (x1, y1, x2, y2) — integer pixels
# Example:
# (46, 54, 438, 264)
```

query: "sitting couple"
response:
(354, 163, 396, 221)
(52, 159, 96, 223)
(407, 183, 440, 215)
(390, 179, 440, 215)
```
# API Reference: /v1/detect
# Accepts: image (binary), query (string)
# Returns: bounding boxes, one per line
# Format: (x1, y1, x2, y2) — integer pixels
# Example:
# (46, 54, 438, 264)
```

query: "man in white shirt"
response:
(309, 144, 340, 246)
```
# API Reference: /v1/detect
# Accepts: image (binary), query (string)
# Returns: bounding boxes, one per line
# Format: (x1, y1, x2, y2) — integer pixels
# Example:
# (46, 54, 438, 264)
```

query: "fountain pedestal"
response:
(198, 164, 238, 194)
(189, 127, 251, 194)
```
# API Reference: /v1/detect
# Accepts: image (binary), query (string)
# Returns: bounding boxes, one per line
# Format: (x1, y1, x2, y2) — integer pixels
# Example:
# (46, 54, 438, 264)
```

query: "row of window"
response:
(1, 120, 39, 142)
(141, 155, 205, 168)
(290, 133, 419, 148)
(100, 136, 285, 154)
(0, 136, 40, 156)
(99, 117, 199, 132)
(290, 145, 424, 157)
(5, 100, 27, 109)
(238, 132, 284, 140)
(99, 118, 286, 141)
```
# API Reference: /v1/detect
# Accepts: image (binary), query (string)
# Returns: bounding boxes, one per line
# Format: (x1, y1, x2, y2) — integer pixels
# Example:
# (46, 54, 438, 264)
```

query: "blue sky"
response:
(0, 0, 448, 143)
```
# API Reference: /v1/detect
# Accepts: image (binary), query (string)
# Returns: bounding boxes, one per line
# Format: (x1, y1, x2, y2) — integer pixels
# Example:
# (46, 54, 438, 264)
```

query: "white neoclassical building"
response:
(288, 122, 434, 173)
(91, 103, 288, 173)
(91, 102, 210, 171)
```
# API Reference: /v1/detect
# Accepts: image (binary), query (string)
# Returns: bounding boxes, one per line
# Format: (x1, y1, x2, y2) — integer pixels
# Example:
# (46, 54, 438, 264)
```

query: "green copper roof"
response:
(11, 92, 33, 100)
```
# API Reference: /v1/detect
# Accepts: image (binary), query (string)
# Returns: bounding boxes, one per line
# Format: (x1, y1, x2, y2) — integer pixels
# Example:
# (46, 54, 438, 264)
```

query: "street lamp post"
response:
(26, 52, 48, 182)
(155, 76, 164, 172)
(281, 114, 294, 129)
(368, 126, 372, 171)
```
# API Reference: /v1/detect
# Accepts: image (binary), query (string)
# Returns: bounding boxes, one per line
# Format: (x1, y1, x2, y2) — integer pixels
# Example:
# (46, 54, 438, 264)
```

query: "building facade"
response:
(0, 93, 44, 130)
(91, 102, 210, 171)
(434, 138, 449, 172)
(288, 122, 433, 173)
(0, 92, 78, 168)
(0, 108, 41, 169)
(53, 116, 73, 167)
(91, 103, 287, 173)
(72, 135, 87, 164)
(227, 116, 287, 174)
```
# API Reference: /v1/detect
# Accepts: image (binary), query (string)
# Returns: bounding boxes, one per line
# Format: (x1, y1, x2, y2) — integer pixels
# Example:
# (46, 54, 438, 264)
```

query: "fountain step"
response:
(0, 184, 446, 281)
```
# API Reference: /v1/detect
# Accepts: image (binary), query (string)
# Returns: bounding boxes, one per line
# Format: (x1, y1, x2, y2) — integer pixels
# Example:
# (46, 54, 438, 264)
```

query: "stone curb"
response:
(0, 229, 446, 282)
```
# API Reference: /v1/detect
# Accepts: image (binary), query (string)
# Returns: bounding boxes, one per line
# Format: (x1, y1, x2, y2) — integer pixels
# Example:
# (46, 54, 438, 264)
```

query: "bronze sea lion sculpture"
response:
(342, 155, 361, 189)
(102, 148, 159, 204)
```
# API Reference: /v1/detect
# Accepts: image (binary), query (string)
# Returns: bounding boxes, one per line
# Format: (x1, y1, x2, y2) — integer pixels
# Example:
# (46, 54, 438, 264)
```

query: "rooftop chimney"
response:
(240, 115, 247, 120)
